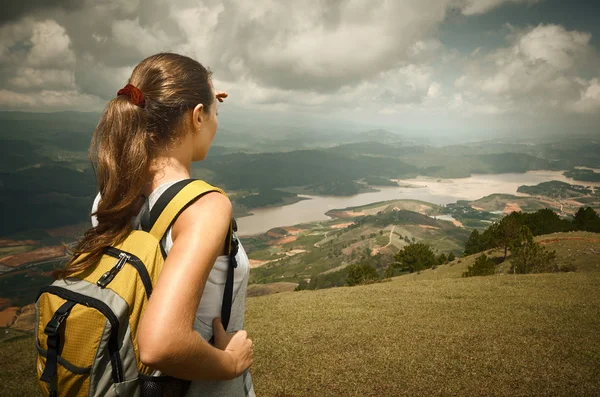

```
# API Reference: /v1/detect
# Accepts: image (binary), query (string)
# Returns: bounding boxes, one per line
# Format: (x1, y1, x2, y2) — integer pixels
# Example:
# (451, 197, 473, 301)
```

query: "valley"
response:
(0, 112, 599, 396)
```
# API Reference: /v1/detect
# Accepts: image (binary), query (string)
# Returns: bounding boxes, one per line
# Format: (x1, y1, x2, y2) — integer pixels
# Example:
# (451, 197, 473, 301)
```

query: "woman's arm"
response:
(137, 191, 253, 380)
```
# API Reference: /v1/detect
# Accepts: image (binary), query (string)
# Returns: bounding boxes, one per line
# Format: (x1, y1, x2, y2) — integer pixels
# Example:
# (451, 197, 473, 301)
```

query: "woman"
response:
(64, 52, 255, 396)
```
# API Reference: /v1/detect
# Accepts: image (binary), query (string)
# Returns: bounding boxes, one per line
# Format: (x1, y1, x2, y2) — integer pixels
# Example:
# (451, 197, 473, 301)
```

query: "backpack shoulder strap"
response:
(143, 178, 239, 334)
(143, 179, 234, 258)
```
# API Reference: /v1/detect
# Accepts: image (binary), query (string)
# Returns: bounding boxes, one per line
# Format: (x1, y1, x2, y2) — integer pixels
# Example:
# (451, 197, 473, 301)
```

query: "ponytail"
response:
(54, 52, 214, 279)
(54, 96, 150, 278)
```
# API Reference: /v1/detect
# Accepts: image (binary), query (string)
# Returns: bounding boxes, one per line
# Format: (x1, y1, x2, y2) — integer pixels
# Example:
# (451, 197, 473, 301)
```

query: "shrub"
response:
(393, 242, 437, 274)
(463, 254, 496, 277)
(295, 279, 309, 291)
(509, 228, 558, 274)
(347, 263, 379, 286)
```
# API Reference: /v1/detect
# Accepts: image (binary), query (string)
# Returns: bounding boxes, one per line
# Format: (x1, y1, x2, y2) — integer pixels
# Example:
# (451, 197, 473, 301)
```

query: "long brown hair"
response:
(54, 53, 214, 279)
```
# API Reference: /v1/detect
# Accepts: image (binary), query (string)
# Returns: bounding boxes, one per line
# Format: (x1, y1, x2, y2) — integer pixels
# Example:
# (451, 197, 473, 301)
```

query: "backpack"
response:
(35, 179, 239, 397)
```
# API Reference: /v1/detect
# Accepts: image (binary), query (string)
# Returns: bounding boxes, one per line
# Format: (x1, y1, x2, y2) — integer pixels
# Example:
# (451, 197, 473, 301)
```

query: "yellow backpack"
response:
(35, 179, 239, 397)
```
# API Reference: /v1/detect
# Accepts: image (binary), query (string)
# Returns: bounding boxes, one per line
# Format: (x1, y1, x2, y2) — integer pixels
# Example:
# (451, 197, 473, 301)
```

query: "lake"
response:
(236, 170, 595, 236)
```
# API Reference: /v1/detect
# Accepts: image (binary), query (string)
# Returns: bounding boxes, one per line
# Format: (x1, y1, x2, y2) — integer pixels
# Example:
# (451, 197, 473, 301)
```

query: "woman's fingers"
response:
(225, 330, 254, 377)
(216, 91, 228, 102)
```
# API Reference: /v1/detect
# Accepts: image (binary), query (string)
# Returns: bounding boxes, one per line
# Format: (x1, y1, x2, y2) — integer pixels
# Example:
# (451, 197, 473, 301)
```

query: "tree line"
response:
(461, 206, 598, 277)
(464, 207, 600, 258)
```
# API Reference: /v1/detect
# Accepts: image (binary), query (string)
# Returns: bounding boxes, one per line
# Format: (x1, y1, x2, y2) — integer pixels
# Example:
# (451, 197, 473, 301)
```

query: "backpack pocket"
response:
(36, 285, 125, 396)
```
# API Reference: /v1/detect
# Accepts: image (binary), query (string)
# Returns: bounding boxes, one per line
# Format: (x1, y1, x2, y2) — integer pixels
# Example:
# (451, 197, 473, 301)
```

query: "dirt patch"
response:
(249, 259, 268, 269)
(267, 230, 285, 238)
(331, 222, 355, 229)
(282, 227, 303, 235)
(268, 235, 299, 246)
(285, 249, 307, 256)
(419, 225, 440, 230)
(46, 223, 88, 238)
(471, 205, 486, 211)
(449, 219, 464, 228)
(11, 304, 36, 332)
(539, 237, 600, 245)
(0, 246, 66, 268)
(503, 202, 523, 214)
(0, 307, 19, 327)
(342, 241, 363, 256)
(417, 205, 432, 214)
(0, 239, 38, 247)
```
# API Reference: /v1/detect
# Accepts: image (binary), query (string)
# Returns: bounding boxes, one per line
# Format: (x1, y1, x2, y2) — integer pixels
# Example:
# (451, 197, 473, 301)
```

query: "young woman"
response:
(59, 53, 256, 396)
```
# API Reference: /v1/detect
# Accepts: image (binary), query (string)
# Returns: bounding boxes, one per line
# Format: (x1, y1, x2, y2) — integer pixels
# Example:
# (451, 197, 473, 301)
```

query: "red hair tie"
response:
(117, 84, 145, 108)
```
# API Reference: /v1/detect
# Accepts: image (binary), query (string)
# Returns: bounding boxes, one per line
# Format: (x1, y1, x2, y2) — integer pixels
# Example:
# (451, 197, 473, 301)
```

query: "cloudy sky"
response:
(1, 0, 599, 136)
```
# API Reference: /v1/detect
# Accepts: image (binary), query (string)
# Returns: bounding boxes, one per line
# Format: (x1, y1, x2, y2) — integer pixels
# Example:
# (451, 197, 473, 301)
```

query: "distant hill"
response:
(517, 180, 592, 199)
(352, 128, 404, 144)
(246, 200, 470, 287)
(563, 168, 600, 182)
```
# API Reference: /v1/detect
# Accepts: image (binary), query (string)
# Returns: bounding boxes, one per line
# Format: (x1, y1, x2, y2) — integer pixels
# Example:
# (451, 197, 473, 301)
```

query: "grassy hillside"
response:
(401, 231, 600, 281)
(246, 200, 469, 286)
(244, 272, 600, 396)
(2, 234, 599, 396)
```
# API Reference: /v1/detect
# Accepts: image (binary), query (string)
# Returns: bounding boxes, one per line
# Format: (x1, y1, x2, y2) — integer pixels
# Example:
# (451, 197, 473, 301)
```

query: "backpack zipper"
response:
(37, 285, 124, 383)
(97, 252, 130, 289)
(103, 247, 153, 298)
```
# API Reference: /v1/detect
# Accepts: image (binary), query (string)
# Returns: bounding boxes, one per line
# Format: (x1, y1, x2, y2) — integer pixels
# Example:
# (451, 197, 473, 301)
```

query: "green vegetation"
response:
(346, 263, 378, 286)
(388, 242, 437, 274)
(459, 207, 599, 278)
(303, 180, 375, 196)
(463, 254, 497, 277)
(463, 208, 579, 257)
(564, 168, 600, 182)
(517, 180, 592, 199)
(0, 166, 96, 235)
(3, 111, 600, 237)
(470, 193, 551, 213)
(574, 206, 600, 232)
(401, 232, 600, 282)
(509, 227, 559, 274)
(235, 188, 304, 209)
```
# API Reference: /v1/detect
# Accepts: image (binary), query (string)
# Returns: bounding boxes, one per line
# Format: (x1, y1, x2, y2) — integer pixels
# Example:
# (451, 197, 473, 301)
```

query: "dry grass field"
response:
(245, 272, 599, 396)
(2, 253, 599, 396)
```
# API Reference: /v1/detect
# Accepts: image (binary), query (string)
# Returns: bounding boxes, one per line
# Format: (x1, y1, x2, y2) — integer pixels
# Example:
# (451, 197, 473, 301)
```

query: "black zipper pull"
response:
(97, 252, 130, 288)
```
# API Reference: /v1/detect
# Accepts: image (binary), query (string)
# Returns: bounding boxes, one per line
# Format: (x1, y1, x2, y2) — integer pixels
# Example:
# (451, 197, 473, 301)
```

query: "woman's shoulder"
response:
(171, 191, 232, 242)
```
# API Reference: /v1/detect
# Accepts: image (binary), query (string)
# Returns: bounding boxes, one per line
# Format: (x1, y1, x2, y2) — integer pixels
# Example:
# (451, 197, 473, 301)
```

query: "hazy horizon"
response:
(1, 0, 599, 140)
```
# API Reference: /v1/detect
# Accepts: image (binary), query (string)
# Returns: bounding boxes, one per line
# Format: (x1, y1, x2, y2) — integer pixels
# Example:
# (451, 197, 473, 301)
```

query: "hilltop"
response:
(4, 268, 599, 396)
(401, 231, 600, 281)
(244, 272, 600, 396)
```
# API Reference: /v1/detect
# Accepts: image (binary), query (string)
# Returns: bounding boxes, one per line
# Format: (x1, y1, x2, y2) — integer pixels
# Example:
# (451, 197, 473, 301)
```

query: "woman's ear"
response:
(192, 103, 205, 132)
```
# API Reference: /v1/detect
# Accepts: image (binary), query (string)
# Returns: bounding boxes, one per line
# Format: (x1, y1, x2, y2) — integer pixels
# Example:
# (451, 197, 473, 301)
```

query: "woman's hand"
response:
(216, 91, 228, 102)
(213, 317, 254, 378)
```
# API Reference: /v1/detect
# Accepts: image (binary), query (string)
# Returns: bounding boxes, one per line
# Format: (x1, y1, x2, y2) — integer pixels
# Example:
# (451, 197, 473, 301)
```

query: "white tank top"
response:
(90, 180, 250, 327)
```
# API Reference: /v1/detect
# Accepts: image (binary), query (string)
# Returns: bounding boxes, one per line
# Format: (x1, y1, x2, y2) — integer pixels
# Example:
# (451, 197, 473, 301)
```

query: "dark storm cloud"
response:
(0, 0, 83, 23)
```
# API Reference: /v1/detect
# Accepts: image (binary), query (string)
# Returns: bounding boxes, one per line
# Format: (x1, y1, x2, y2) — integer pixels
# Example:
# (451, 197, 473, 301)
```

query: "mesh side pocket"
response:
(139, 374, 190, 397)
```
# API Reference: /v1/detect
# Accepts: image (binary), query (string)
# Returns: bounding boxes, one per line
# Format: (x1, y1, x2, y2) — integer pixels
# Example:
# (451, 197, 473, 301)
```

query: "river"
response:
(235, 170, 596, 236)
